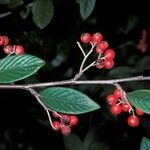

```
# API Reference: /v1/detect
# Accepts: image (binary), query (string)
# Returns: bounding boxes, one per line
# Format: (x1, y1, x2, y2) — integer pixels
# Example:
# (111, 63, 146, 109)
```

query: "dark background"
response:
(0, 0, 150, 149)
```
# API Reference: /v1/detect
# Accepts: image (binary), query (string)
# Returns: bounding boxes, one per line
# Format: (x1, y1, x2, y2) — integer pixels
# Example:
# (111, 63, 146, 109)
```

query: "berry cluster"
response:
(0, 35, 25, 55)
(52, 112, 78, 135)
(106, 88, 144, 127)
(80, 32, 115, 69)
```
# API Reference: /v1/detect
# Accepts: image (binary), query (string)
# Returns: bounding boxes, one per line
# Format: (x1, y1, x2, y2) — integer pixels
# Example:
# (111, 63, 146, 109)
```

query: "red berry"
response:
(127, 115, 139, 127)
(113, 89, 121, 99)
(106, 94, 118, 105)
(61, 115, 70, 125)
(135, 108, 144, 116)
(69, 115, 78, 126)
(0, 36, 4, 46)
(96, 63, 104, 69)
(2, 36, 9, 46)
(104, 49, 115, 60)
(111, 104, 122, 115)
(104, 59, 114, 69)
(92, 32, 103, 44)
(80, 33, 91, 43)
(96, 59, 104, 69)
(122, 103, 130, 112)
(96, 41, 109, 50)
(15, 45, 25, 55)
(61, 125, 71, 135)
(3, 45, 13, 54)
(53, 121, 61, 131)
(52, 112, 60, 118)
(96, 47, 104, 54)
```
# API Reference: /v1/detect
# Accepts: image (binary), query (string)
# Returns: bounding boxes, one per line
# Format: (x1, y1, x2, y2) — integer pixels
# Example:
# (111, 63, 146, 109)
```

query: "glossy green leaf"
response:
(32, 0, 54, 29)
(77, 0, 96, 20)
(127, 90, 150, 114)
(0, 0, 10, 4)
(140, 137, 150, 150)
(0, 54, 45, 83)
(40, 87, 100, 114)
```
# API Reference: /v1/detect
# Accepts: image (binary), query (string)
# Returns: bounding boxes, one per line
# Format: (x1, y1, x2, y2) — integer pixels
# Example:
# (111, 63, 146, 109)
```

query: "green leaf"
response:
(125, 15, 139, 34)
(0, 0, 10, 4)
(32, 0, 54, 29)
(108, 66, 138, 78)
(77, 0, 96, 20)
(0, 54, 45, 83)
(127, 90, 150, 114)
(140, 137, 150, 150)
(8, 0, 23, 9)
(20, 6, 31, 19)
(135, 56, 150, 72)
(40, 87, 100, 114)
(84, 129, 97, 150)
(64, 133, 84, 150)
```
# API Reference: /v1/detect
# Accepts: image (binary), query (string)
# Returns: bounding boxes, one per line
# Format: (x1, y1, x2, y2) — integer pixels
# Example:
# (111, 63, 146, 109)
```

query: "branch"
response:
(0, 11, 11, 19)
(28, 88, 56, 129)
(0, 76, 150, 89)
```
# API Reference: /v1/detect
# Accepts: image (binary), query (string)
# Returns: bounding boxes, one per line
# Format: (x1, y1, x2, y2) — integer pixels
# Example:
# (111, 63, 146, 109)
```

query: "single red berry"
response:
(111, 104, 122, 115)
(127, 115, 139, 127)
(3, 45, 13, 54)
(135, 108, 144, 116)
(61, 115, 70, 125)
(106, 94, 118, 105)
(113, 89, 121, 99)
(96, 63, 104, 69)
(92, 32, 103, 44)
(96, 46, 104, 54)
(0, 36, 4, 46)
(96, 59, 104, 69)
(80, 33, 91, 43)
(15, 45, 25, 55)
(104, 59, 114, 69)
(122, 103, 130, 112)
(61, 125, 71, 135)
(52, 121, 61, 131)
(2, 36, 9, 46)
(104, 49, 115, 60)
(53, 112, 60, 118)
(96, 41, 109, 50)
(69, 115, 78, 126)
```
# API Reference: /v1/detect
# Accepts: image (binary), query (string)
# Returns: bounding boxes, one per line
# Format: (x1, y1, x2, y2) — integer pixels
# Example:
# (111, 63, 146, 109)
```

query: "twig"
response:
(0, 12, 11, 19)
(28, 88, 56, 129)
(76, 42, 85, 56)
(0, 76, 150, 89)
(79, 42, 95, 73)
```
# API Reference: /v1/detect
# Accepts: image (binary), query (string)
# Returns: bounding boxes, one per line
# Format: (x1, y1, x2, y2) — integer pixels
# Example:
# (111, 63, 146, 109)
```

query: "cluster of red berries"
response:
(52, 112, 78, 135)
(0, 35, 25, 55)
(106, 88, 144, 127)
(80, 32, 115, 69)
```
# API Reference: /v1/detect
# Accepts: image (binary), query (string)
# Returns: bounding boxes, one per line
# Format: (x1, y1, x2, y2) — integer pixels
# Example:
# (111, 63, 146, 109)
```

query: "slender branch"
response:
(76, 42, 86, 56)
(28, 88, 56, 129)
(0, 76, 150, 89)
(82, 61, 96, 72)
(0, 11, 11, 19)
(79, 42, 95, 72)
